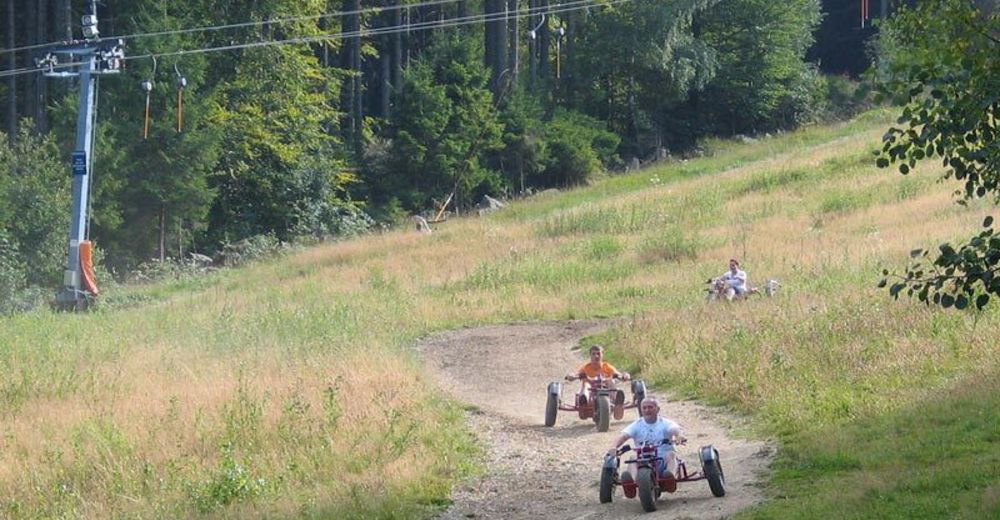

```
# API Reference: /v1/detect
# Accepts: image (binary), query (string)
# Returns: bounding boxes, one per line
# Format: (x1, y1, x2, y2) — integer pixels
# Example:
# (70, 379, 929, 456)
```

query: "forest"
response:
(1, 0, 884, 307)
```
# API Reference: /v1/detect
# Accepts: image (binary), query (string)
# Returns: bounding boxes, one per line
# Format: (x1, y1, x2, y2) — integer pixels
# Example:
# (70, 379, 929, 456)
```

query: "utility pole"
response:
(37, 0, 124, 310)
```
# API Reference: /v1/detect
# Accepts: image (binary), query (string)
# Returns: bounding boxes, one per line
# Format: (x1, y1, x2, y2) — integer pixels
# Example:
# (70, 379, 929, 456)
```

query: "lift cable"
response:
(0, 0, 624, 79)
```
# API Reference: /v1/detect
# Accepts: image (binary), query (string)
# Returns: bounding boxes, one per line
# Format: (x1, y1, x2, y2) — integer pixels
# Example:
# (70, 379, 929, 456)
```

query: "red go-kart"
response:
(599, 439, 725, 512)
(544, 374, 646, 432)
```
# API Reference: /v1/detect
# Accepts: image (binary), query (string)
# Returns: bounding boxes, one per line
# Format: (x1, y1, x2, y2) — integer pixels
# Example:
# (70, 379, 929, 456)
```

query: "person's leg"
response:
(621, 462, 637, 497)
(658, 445, 678, 492)
(663, 451, 677, 476)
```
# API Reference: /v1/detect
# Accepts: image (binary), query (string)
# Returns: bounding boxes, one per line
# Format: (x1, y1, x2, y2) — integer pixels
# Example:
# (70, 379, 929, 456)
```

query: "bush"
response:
(535, 110, 621, 188)
(0, 230, 30, 313)
(217, 234, 286, 267)
(774, 64, 829, 129)
(0, 127, 71, 287)
(637, 229, 701, 263)
(823, 74, 875, 120)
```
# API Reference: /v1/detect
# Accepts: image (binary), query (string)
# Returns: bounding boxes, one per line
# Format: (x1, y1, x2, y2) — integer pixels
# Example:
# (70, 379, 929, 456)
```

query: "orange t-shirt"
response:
(577, 361, 618, 378)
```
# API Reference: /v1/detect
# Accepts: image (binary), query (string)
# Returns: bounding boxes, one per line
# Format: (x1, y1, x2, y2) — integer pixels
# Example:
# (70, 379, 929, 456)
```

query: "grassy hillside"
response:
(1, 109, 997, 518)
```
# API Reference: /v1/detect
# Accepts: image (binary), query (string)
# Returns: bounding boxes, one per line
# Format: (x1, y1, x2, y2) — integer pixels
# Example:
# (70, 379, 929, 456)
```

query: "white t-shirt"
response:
(721, 269, 747, 292)
(622, 417, 681, 445)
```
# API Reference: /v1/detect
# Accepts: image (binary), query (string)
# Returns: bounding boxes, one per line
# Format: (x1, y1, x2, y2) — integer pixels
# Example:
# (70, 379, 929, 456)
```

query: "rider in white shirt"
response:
(720, 258, 748, 296)
(606, 398, 685, 491)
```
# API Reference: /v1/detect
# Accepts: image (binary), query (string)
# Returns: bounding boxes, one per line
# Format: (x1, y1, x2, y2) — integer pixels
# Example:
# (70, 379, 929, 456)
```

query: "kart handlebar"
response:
(565, 374, 630, 382)
(608, 438, 686, 458)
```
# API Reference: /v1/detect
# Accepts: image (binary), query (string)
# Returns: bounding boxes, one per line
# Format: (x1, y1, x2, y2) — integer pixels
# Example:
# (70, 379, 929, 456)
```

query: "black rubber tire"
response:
(637, 467, 658, 512)
(704, 457, 726, 497)
(544, 392, 558, 427)
(634, 390, 645, 416)
(599, 467, 615, 503)
(596, 395, 611, 432)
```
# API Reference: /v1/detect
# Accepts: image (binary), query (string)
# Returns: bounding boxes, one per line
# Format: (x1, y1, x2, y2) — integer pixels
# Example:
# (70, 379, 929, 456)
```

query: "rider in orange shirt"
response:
(566, 345, 630, 405)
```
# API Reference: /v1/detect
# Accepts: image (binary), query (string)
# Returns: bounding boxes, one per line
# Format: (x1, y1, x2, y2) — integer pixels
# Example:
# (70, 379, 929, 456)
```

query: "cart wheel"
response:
(596, 395, 611, 432)
(599, 466, 615, 503)
(631, 380, 646, 417)
(637, 467, 658, 512)
(704, 458, 726, 497)
(701, 446, 726, 497)
(544, 392, 558, 427)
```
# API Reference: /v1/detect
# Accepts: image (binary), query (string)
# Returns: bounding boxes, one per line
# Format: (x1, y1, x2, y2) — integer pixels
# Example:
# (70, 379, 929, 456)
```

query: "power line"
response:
(0, 0, 464, 58)
(0, 0, 624, 79)
(110, 0, 465, 45)
(125, 0, 615, 62)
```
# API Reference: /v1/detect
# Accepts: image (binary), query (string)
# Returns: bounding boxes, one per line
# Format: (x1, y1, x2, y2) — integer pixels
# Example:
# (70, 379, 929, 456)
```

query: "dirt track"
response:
(416, 320, 774, 519)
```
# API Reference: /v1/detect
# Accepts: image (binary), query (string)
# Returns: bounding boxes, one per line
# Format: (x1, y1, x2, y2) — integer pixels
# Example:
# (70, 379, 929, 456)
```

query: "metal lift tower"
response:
(38, 1, 124, 310)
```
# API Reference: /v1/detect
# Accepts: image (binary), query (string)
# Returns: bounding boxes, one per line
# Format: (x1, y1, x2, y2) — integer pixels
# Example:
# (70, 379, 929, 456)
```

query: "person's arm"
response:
(606, 363, 630, 380)
(606, 432, 631, 456)
(566, 364, 586, 380)
(666, 424, 686, 444)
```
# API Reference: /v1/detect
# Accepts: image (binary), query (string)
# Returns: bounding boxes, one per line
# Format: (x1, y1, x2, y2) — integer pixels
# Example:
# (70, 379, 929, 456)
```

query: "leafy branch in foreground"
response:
(879, 216, 997, 310)
(875, 0, 999, 308)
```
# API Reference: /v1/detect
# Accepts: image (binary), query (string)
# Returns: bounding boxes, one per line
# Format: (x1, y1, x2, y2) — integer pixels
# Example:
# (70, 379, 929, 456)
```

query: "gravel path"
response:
(416, 320, 774, 519)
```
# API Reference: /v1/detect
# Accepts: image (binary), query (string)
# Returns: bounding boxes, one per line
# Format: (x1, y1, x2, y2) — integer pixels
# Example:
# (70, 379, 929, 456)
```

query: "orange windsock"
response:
(80, 240, 100, 296)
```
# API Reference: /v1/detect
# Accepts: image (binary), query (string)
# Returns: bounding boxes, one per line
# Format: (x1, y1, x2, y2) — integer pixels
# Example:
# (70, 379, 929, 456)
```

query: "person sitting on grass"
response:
(720, 258, 748, 298)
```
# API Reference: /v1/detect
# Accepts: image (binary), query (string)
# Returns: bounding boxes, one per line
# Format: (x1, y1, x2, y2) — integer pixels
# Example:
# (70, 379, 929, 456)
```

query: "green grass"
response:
(748, 373, 1000, 519)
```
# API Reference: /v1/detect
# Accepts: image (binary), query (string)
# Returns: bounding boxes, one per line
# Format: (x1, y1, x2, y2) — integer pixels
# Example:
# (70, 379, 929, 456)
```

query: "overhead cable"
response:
(0, 0, 627, 79)
(0, 0, 464, 57)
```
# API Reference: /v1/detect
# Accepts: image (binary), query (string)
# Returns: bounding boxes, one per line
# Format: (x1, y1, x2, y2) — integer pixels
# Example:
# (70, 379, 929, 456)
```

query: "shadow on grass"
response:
(748, 368, 1000, 520)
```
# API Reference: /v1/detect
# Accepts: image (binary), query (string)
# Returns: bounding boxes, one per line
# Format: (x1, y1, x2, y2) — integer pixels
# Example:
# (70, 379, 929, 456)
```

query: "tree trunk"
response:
(485, 0, 508, 98)
(23, 0, 36, 132)
(375, 0, 393, 119)
(56, 0, 72, 40)
(403, 2, 411, 67)
(485, 1, 496, 79)
(494, 0, 507, 97)
(537, 0, 550, 83)
(563, 9, 575, 92)
(4, 0, 16, 142)
(159, 205, 166, 263)
(392, 0, 402, 90)
(33, 0, 48, 133)
(340, 0, 362, 153)
(508, 0, 519, 88)
(351, 2, 363, 156)
(528, 0, 536, 89)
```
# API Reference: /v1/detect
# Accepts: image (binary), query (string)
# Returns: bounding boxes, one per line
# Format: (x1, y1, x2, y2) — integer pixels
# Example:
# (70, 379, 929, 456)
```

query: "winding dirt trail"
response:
(416, 320, 774, 519)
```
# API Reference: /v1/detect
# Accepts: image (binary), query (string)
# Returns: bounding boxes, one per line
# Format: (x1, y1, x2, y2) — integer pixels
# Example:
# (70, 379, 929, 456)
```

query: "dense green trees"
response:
(0, 0, 844, 300)
(564, 0, 717, 157)
(697, 0, 824, 134)
(0, 126, 69, 310)
(375, 34, 503, 212)
(876, 0, 999, 309)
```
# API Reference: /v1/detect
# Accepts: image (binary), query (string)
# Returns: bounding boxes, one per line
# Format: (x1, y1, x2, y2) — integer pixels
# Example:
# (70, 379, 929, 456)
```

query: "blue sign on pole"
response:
(71, 151, 87, 176)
